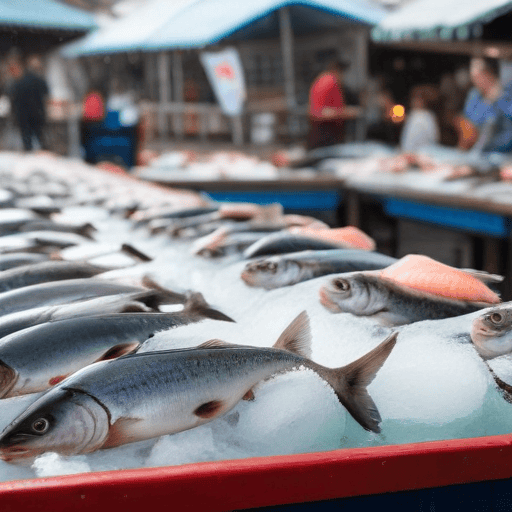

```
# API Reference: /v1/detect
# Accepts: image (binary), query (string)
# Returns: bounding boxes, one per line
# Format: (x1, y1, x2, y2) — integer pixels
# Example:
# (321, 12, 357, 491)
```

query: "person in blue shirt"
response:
(461, 57, 512, 153)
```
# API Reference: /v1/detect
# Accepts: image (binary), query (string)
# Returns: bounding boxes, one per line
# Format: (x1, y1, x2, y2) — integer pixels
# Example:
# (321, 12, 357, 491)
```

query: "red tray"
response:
(1, 433, 511, 512)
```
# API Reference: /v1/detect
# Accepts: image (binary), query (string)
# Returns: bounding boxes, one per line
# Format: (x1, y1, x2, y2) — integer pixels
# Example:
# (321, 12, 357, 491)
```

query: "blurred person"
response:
(364, 75, 401, 145)
(400, 85, 440, 152)
(307, 59, 359, 150)
(9, 55, 49, 151)
(458, 57, 512, 153)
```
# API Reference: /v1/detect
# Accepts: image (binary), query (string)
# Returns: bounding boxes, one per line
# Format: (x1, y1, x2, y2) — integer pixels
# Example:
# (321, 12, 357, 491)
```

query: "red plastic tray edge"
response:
(1, 433, 511, 512)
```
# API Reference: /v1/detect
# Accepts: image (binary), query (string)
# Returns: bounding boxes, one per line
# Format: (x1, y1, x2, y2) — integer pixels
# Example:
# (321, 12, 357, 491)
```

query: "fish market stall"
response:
(1, 151, 512, 510)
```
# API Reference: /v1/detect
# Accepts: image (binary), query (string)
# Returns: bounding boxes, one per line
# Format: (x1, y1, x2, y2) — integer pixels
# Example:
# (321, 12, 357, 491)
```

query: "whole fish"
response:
(242, 250, 398, 289)
(0, 292, 233, 398)
(244, 232, 343, 259)
(132, 206, 219, 228)
(19, 220, 96, 240)
(0, 290, 172, 339)
(0, 313, 396, 461)
(471, 304, 512, 360)
(0, 261, 112, 293)
(0, 278, 154, 316)
(319, 272, 489, 326)
(0, 253, 48, 271)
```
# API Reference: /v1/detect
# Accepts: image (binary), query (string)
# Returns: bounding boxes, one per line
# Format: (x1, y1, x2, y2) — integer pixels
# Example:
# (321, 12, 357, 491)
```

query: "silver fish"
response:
(244, 232, 342, 259)
(319, 272, 485, 326)
(471, 304, 512, 360)
(0, 278, 150, 316)
(0, 290, 170, 339)
(0, 292, 233, 398)
(242, 250, 398, 289)
(0, 260, 112, 293)
(0, 312, 396, 461)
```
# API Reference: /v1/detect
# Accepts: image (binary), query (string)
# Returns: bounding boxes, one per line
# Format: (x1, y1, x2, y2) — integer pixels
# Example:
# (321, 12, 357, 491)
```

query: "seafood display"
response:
(0, 152, 511, 483)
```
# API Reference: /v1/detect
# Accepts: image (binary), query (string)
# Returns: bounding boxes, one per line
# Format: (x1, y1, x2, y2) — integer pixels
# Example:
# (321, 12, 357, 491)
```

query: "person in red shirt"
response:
(307, 59, 359, 150)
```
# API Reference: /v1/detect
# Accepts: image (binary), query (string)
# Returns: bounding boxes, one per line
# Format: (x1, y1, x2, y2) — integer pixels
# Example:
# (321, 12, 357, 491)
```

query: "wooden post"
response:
(173, 50, 184, 140)
(279, 7, 298, 136)
(157, 51, 170, 137)
(232, 115, 243, 146)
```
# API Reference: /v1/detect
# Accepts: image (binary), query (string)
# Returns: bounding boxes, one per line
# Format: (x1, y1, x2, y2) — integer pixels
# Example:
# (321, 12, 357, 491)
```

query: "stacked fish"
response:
(0, 152, 511, 481)
(0, 153, 400, 473)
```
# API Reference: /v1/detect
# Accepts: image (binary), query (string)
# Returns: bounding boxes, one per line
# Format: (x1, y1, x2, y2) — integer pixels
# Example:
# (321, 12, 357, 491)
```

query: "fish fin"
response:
(194, 400, 225, 419)
(77, 222, 97, 240)
(460, 269, 504, 285)
(273, 311, 312, 359)
(102, 417, 143, 449)
(183, 292, 235, 323)
(96, 343, 140, 362)
(121, 244, 153, 262)
(322, 332, 397, 433)
(141, 276, 186, 305)
(242, 389, 255, 401)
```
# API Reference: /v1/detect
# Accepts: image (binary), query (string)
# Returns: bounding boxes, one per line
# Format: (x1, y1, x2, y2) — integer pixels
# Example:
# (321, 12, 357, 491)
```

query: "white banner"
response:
(200, 47, 246, 117)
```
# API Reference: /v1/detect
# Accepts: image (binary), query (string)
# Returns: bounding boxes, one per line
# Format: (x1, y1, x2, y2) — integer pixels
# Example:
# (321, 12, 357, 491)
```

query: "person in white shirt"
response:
(400, 85, 440, 152)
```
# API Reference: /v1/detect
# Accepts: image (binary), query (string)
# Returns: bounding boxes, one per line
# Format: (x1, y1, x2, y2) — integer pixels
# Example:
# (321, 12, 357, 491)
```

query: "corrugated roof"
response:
(0, 0, 97, 31)
(372, 0, 512, 42)
(63, 0, 387, 56)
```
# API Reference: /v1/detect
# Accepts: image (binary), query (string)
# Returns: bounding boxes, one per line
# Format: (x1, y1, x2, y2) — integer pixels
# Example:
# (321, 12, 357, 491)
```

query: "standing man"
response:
(10, 55, 49, 152)
(307, 59, 359, 150)
(458, 57, 512, 153)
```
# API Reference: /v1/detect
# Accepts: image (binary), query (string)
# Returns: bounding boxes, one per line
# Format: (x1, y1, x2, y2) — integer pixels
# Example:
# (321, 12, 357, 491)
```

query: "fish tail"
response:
(121, 244, 153, 262)
(183, 292, 235, 323)
(141, 276, 187, 305)
(317, 332, 397, 433)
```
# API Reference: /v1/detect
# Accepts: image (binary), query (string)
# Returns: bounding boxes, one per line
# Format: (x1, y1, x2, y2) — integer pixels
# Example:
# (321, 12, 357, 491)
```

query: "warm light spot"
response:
(390, 104, 405, 123)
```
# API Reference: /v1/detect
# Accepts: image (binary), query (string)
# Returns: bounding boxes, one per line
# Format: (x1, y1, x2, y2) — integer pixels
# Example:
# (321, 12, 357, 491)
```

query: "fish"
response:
(242, 250, 398, 289)
(0, 289, 174, 339)
(0, 312, 397, 461)
(243, 232, 345, 259)
(319, 271, 493, 326)
(0, 252, 48, 271)
(471, 304, 512, 360)
(0, 278, 156, 317)
(19, 220, 97, 239)
(0, 260, 113, 293)
(131, 206, 219, 228)
(288, 226, 376, 251)
(0, 291, 233, 398)
(319, 255, 502, 326)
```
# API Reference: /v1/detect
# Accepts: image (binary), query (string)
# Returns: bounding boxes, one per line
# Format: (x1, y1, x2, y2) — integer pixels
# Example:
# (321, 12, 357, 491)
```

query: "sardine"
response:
(19, 220, 96, 239)
(242, 250, 398, 289)
(0, 290, 171, 339)
(0, 313, 396, 461)
(0, 278, 152, 316)
(0, 292, 233, 398)
(471, 304, 512, 360)
(319, 272, 488, 326)
(0, 253, 48, 271)
(0, 261, 112, 293)
(244, 232, 343, 259)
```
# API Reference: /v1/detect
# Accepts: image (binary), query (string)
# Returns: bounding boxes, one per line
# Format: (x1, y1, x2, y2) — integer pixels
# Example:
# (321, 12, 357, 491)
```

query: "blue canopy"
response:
(63, 0, 387, 57)
(0, 0, 97, 32)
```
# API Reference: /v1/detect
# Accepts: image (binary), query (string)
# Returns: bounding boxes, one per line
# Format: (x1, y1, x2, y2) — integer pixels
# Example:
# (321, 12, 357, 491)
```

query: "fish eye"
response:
(332, 278, 350, 292)
(31, 418, 50, 434)
(489, 312, 504, 325)
(267, 262, 277, 273)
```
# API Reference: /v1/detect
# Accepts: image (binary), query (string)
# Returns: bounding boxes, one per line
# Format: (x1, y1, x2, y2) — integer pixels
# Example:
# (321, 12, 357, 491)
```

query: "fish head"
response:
(319, 273, 385, 316)
(0, 359, 17, 398)
(241, 257, 301, 289)
(471, 306, 512, 360)
(0, 387, 110, 463)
